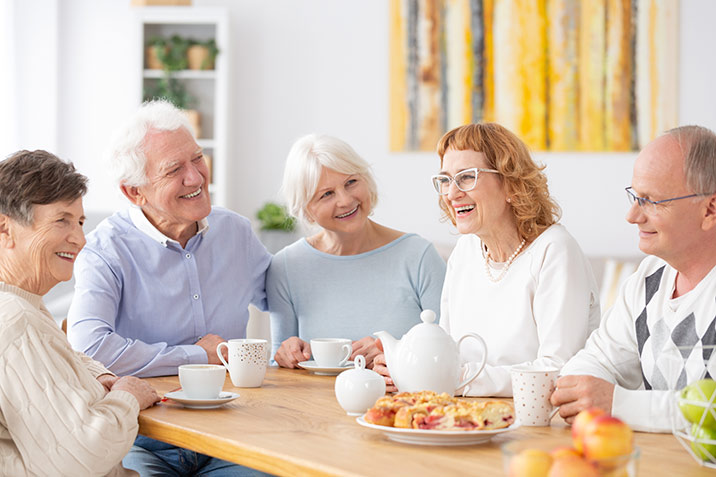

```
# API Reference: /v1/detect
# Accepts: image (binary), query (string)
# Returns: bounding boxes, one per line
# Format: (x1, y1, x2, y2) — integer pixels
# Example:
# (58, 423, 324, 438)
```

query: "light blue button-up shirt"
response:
(67, 206, 271, 377)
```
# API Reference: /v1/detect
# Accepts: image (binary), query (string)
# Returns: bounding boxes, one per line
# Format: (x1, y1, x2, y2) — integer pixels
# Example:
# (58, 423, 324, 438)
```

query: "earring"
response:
(506, 197, 512, 203)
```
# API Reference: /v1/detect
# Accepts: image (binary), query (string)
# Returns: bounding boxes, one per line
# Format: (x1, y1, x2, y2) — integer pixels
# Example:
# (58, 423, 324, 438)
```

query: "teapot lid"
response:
(420, 309, 437, 324)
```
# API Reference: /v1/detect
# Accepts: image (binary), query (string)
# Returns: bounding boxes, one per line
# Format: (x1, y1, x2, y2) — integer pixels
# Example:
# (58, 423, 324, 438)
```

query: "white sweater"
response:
(440, 224, 601, 397)
(0, 283, 139, 476)
(561, 256, 716, 433)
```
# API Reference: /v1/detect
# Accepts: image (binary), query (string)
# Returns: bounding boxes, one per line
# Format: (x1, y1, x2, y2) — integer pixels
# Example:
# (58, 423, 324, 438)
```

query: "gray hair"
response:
(281, 134, 378, 224)
(105, 100, 194, 187)
(0, 150, 87, 225)
(665, 125, 716, 195)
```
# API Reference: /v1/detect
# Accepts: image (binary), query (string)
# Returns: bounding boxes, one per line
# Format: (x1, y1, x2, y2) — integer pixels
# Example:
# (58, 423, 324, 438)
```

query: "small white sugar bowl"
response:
(334, 355, 386, 416)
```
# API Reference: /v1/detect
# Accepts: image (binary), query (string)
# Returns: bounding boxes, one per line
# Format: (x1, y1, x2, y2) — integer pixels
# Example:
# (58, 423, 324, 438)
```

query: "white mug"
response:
(510, 365, 560, 426)
(178, 364, 226, 399)
(217, 339, 268, 388)
(311, 338, 352, 368)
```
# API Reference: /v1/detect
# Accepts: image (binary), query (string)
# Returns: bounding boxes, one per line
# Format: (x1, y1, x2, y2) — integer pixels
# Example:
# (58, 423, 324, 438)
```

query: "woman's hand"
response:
(373, 353, 397, 393)
(351, 337, 382, 369)
(111, 376, 160, 410)
(96, 373, 119, 393)
(274, 337, 311, 368)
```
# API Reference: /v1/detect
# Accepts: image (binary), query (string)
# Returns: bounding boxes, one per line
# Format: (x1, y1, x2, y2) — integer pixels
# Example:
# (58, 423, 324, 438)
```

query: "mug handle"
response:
(216, 342, 229, 369)
(549, 406, 560, 420)
(455, 333, 488, 390)
(338, 343, 352, 367)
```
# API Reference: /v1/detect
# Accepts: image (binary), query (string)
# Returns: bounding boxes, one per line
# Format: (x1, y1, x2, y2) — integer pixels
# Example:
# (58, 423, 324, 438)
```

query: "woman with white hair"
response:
(268, 134, 446, 369)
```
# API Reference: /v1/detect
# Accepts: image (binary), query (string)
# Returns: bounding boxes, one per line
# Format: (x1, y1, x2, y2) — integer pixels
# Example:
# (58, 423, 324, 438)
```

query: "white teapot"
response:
(374, 310, 487, 396)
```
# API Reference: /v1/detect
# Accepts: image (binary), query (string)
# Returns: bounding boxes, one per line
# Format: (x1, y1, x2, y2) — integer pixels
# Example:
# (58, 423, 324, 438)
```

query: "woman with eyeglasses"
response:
(375, 123, 601, 396)
(267, 134, 446, 369)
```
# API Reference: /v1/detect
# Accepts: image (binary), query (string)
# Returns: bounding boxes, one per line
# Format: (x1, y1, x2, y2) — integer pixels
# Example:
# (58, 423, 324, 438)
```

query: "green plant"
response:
(189, 38, 219, 70)
(143, 76, 195, 109)
(145, 35, 195, 108)
(149, 35, 189, 71)
(256, 202, 296, 232)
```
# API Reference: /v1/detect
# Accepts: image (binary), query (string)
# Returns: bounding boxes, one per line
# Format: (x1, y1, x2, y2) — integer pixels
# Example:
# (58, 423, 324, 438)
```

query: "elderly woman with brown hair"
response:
(376, 123, 601, 396)
(0, 150, 158, 476)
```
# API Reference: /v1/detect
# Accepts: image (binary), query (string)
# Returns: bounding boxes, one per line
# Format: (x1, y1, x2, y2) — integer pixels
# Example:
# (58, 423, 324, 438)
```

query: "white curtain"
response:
(0, 0, 18, 157)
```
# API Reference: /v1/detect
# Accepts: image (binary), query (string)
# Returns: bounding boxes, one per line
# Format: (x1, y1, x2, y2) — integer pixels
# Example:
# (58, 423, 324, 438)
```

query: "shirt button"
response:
(193, 294, 199, 300)
(185, 253, 191, 259)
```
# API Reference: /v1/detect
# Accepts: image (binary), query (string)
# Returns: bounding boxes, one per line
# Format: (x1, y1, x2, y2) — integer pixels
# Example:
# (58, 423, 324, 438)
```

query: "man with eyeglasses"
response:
(551, 125, 716, 433)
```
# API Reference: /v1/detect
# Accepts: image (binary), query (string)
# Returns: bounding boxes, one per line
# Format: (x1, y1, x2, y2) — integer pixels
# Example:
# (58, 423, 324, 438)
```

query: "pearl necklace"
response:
(484, 238, 526, 283)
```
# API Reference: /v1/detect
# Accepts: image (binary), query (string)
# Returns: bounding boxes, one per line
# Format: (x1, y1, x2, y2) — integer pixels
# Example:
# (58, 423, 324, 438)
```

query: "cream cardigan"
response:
(0, 283, 139, 476)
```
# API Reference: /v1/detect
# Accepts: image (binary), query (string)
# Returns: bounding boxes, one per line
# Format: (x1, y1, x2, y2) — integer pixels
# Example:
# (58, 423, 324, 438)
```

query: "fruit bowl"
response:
(501, 438, 640, 476)
(673, 383, 716, 468)
(669, 346, 716, 469)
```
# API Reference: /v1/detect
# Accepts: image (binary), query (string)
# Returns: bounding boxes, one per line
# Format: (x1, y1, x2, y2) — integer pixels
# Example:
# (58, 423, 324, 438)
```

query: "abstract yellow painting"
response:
(389, 0, 679, 152)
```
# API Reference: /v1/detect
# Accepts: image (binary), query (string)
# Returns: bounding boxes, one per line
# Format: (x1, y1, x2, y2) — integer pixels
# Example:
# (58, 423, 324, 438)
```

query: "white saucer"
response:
(163, 391, 240, 409)
(297, 360, 354, 376)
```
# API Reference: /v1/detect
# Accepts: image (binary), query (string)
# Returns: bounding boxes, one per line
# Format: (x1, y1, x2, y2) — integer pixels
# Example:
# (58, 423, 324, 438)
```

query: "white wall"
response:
(11, 0, 716, 258)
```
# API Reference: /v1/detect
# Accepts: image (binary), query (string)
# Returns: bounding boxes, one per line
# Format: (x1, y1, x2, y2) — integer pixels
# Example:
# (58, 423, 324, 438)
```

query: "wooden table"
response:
(139, 367, 713, 476)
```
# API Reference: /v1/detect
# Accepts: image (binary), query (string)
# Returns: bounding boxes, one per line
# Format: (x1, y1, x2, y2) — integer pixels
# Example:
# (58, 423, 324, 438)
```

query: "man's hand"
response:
(550, 375, 615, 424)
(351, 337, 382, 369)
(96, 373, 119, 393)
(195, 334, 227, 364)
(111, 376, 160, 410)
(274, 337, 311, 368)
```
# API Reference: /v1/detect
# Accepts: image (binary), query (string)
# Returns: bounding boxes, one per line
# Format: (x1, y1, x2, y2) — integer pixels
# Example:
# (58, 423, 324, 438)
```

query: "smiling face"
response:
(305, 167, 372, 234)
(126, 127, 211, 242)
(440, 148, 512, 237)
(626, 134, 708, 265)
(11, 198, 86, 295)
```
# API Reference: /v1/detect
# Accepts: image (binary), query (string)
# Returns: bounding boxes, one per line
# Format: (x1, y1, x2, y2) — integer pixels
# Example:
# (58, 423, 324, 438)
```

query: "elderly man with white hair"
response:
(67, 100, 272, 476)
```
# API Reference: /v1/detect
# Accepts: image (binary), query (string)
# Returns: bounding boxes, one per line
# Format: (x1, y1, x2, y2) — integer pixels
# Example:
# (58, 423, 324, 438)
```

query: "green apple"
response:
(679, 379, 716, 429)
(691, 423, 716, 462)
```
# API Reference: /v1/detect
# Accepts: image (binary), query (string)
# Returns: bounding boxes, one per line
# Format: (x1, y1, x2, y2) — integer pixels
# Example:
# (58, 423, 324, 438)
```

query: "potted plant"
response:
(187, 38, 219, 70)
(143, 78, 201, 138)
(256, 202, 298, 253)
(144, 34, 200, 137)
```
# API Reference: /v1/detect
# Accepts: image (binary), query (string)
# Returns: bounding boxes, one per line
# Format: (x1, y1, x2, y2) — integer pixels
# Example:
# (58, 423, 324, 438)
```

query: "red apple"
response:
(547, 456, 599, 477)
(550, 446, 581, 460)
(571, 407, 606, 454)
(582, 415, 634, 461)
(508, 448, 553, 477)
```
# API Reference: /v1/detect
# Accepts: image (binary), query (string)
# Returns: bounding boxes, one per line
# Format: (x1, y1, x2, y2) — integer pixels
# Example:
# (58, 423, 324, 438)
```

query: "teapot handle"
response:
(455, 333, 488, 391)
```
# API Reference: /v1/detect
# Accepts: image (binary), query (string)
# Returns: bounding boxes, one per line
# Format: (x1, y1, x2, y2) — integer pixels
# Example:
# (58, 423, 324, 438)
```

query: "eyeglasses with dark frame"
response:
(625, 186, 708, 213)
(431, 167, 499, 195)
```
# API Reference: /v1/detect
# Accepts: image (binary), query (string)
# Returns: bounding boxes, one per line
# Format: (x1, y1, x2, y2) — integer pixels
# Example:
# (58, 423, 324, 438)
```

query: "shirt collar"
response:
(0, 282, 44, 310)
(128, 206, 209, 247)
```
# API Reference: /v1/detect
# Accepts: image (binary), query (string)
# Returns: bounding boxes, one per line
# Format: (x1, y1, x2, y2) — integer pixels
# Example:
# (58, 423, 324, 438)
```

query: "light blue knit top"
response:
(267, 233, 446, 357)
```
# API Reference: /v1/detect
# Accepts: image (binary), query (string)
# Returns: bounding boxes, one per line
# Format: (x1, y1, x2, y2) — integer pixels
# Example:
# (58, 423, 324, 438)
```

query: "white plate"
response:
(356, 416, 521, 446)
(297, 360, 354, 376)
(163, 391, 240, 409)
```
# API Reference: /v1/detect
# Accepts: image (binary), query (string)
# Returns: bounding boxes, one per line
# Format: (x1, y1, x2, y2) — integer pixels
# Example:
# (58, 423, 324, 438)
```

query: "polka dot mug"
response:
(510, 365, 560, 426)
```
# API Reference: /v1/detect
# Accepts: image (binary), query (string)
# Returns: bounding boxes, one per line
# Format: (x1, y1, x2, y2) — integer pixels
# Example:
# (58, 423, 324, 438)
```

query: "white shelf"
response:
(143, 69, 217, 80)
(136, 7, 229, 207)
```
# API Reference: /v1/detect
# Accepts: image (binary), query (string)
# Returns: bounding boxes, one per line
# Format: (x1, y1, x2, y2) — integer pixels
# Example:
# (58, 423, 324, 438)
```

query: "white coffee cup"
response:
(217, 339, 268, 388)
(178, 364, 226, 399)
(311, 338, 352, 368)
(510, 365, 560, 426)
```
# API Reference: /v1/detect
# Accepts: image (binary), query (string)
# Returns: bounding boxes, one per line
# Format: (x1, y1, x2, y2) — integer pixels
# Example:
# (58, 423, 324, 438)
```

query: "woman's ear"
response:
(0, 214, 15, 248)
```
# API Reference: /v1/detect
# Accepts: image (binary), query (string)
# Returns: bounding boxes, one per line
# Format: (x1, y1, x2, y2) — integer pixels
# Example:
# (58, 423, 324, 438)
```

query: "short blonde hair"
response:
(436, 123, 560, 242)
(281, 134, 378, 224)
